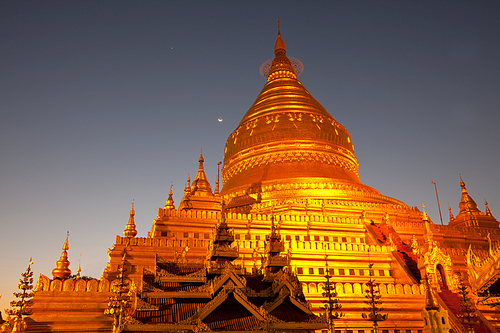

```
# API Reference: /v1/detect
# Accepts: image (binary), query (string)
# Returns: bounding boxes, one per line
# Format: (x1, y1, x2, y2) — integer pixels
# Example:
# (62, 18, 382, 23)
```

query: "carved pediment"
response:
(467, 245, 500, 295)
(211, 269, 246, 293)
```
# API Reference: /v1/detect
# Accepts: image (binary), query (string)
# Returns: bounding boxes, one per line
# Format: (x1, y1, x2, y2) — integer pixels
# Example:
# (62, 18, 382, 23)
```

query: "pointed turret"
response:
(164, 183, 175, 210)
(485, 199, 492, 217)
(52, 232, 72, 280)
(123, 201, 138, 238)
(186, 174, 191, 193)
(190, 150, 213, 195)
(422, 204, 435, 251)
(448, 204, 454, 223)
(178, 152, 221, 211)
(263, 216, 288, 275)
(450, 175, 499, 228)
(422, 204, 429, 222)
(458, 175, 480, 214)
(209, 211, 238, 263)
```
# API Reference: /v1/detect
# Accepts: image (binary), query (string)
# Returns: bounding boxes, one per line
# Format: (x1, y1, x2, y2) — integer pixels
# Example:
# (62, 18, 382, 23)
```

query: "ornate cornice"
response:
(223, 146, 359, 183)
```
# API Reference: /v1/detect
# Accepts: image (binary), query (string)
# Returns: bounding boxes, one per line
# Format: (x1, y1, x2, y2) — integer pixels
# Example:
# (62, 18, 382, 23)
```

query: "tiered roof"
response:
(123, 216, 324, 332)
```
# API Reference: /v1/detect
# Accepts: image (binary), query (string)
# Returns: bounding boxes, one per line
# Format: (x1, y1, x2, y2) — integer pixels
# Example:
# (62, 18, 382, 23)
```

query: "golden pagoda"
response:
(24, 25, 500, 333)
(51, 232, 71, 280)
(123, 201, 138, 239)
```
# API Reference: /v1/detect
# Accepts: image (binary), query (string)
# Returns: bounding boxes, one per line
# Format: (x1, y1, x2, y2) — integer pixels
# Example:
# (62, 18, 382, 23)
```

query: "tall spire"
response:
(458, 174, 479, 214)
(198, 149, 204, 170)
(267, 22, 297, 82)
(123, 201, 138, 238)
(52, 231, 72, 280)
(190, 149, 213, 194)
(422, 203, 435, 249)
(274, 19, 286, 55)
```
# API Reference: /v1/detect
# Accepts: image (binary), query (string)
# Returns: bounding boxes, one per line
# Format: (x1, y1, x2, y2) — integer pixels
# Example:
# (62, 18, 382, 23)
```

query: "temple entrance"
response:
(436, 264, 448, 290)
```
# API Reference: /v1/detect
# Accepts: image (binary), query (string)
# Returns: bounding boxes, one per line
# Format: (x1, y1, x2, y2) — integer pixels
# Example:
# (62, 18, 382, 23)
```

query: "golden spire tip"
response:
(422, 203, 428, 220)
(63, 231, 70, 251)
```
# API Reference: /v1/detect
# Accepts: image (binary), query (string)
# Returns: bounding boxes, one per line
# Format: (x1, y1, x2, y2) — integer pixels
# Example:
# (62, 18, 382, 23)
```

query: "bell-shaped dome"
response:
(221, 29, 372, 203)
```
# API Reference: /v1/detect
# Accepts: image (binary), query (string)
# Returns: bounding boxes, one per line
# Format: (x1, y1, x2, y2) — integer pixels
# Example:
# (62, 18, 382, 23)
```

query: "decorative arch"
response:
(99, 278, 110, 292)
(62, 279, 75, 291)
(75, 279, 87, 292)
(50, 279, 62, 291)
(308, 283, 317, 294)
(424, 242, 456, 291)
(86, 279, 99, 292)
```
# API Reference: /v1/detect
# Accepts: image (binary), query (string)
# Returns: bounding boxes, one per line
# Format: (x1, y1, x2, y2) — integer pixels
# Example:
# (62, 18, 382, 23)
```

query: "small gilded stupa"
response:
(178, 150, 221, 211)
(123, 201, 138, 238)
(448, 175, 499, 228)
(51, 232, 71, 280)
(164, 183, 175, 210)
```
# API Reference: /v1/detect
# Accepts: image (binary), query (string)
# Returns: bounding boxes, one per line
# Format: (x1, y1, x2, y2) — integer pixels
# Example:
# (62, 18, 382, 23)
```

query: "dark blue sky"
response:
(1, 1, 499, 313)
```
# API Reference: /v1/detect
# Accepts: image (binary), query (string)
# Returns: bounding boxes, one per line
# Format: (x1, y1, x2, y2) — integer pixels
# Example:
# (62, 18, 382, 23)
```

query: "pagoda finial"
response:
(448, 203, 455, 221)
(460, 173, 466, 193)
(190, 150, 213, 194)
(458, 174, 480, 214)
(422, 203, 428, 221)
(274, 19, 286, 55)
(62, 230, 69, 251)
(198, 149, 204, 170)
(485, 198, 492, 216)
(165, 182, 175, 209)
(51, 232, 72, 280)
(123, 200, 138, 238)
(76, 254, 82, 278)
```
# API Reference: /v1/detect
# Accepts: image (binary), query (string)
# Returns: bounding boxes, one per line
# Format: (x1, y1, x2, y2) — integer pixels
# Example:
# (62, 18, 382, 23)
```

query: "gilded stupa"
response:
(222, 24, 409, 215)
(19, 25, 500, 333)
(51, 232, 71, 280)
